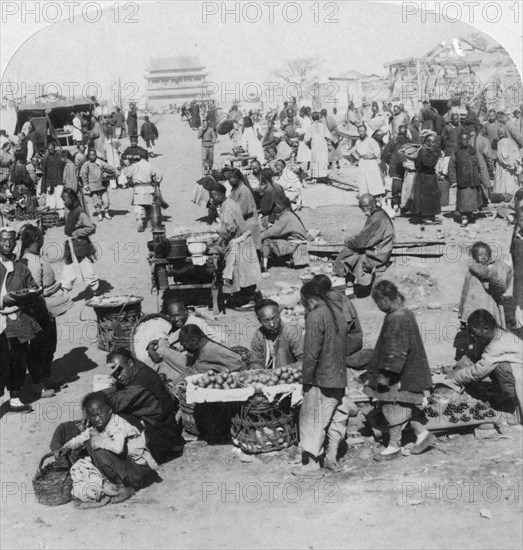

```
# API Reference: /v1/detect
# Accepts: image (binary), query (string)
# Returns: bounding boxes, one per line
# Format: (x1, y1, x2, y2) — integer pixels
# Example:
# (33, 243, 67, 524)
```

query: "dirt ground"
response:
(1, 115, 522, 550)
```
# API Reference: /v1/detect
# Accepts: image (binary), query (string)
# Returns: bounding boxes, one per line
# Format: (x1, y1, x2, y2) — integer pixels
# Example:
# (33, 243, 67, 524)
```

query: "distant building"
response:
(145, 56, 208, 108)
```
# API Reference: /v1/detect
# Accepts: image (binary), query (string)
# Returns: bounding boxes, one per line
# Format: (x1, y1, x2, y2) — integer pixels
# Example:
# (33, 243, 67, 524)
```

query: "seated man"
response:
(260, 205, 309, 271)
(449, 309, 522, 423)
(105, 348, 184, 464)
(273, 158, 303, 211)
(249, 299, 304, 369)
(178, 324, 243, 376)
(333, 194, 395, 289)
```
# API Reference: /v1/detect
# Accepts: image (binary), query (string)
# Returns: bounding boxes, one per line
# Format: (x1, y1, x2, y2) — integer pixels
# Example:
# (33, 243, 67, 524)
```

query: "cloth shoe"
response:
(97, 213, 103, 222)
(104, 212, 112, 220)
(8, 398, 33, 413)
(374, 446, 402, 462)
(292, 461, 324, 479)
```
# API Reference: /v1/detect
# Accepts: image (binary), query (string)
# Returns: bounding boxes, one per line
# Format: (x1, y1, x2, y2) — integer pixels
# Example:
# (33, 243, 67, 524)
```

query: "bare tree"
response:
(271, 57, 323, 105)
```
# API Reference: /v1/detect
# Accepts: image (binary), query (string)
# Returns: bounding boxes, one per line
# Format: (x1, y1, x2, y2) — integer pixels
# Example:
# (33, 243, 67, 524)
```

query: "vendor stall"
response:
(148, 229, 224, 314)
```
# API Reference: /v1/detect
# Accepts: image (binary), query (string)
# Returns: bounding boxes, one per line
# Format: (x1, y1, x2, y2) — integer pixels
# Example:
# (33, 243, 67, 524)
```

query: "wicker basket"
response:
(85, 295, 143, 352)
(32, 452, 72, 506)
(231, 393, 297, 454)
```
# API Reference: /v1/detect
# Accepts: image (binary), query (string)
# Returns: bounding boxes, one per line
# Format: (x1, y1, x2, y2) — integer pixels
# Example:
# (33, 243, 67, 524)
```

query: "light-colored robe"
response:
(218, 198, 261, 294)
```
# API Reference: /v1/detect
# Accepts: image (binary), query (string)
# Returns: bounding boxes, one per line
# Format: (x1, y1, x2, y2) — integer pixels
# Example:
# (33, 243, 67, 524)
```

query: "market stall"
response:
(148, 228, 224, 314)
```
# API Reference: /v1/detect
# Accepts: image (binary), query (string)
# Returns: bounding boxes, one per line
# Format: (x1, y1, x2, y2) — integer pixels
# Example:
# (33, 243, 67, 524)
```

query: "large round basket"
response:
(32, 452, 73, 506)
(231, 393, 297, 454)
(217, 117, 234, 135)
(86, 295, 143, 352)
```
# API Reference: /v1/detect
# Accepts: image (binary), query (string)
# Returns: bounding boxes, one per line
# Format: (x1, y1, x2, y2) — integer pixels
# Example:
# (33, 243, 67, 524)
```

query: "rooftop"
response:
(148, 56, 206, 72)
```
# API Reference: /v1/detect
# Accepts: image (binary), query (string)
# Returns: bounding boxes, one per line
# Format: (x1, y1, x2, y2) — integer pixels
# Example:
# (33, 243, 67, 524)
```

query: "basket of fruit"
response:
(425, 399, 497, 430)
(231, 392, 297, 454)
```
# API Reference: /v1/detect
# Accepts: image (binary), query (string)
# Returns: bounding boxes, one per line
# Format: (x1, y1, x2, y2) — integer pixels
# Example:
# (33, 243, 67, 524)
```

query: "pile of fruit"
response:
(192, 371, 240, 390)
(425, 401, 496, 424)
(7, 208, 40, 221)
(191, 366, 303, 391)
(237, 366, 302, 391)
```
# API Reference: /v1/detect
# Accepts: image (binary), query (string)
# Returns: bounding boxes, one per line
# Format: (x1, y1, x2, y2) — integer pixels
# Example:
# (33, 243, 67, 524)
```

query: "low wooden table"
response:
(150, 254, 224, 315)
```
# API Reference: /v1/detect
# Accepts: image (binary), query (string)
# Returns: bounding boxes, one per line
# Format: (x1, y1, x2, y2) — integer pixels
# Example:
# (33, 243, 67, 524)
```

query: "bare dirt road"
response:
(1, 115, 521, 550)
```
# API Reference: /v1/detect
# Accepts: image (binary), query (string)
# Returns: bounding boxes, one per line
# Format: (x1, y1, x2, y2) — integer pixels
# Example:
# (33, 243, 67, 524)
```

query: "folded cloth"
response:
(70, 457, 118, 503)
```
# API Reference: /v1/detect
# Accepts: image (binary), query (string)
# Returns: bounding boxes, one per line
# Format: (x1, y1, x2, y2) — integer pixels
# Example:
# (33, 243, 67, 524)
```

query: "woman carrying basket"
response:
(60, 188, 100, 295)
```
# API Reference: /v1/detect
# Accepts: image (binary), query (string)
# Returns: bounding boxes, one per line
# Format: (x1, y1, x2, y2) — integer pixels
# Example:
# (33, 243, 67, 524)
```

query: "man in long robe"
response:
(228, 174, 261, 250)
(333, 194, 394, 287)
(448, 132, 483, 226)
(349, 125, 385, 197)
(493, 127, 522, 199)
(210, 183, 261, 309)
(261, 207, 309, 271)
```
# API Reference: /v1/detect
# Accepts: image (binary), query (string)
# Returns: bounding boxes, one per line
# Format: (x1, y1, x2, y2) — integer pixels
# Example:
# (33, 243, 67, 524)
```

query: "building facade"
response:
(145, 56, 208, 108)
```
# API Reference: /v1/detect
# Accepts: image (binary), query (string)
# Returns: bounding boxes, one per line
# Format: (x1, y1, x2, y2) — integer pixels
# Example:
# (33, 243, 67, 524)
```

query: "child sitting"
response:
(57, 392, 157, 507)
(459, 242, 512, 328)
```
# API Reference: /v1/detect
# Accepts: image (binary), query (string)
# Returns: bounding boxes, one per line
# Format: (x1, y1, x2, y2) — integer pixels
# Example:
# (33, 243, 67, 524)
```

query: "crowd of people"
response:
(0, 93, 522, 508)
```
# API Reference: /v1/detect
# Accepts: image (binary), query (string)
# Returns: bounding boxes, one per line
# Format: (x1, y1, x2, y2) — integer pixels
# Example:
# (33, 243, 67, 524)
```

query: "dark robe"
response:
(105, 363, 184, 464)
(411, 145, 441, 217)
(127, 108, 138, 137)
(448, 145, 483, 214)
(190, 104, 201, 129)
(41, 152, 64, 193)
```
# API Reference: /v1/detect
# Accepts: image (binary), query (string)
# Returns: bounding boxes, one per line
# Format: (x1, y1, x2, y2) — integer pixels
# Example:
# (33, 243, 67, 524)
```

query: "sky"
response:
(1, 1, 522, 107)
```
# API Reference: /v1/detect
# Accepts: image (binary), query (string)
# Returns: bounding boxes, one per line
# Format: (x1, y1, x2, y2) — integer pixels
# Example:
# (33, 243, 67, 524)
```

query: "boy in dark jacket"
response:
(364, 280, 434, 461)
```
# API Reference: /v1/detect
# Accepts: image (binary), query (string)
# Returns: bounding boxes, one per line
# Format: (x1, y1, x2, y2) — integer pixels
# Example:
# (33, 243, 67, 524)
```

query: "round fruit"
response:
(206, 370, 214, 377)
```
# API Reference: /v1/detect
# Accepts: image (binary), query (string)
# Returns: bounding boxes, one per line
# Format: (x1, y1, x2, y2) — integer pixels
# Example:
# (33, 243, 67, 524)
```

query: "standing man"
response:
(80, 149, 115, 221)
(440, 113, 462, 174)
(197, 120, 217, 173)
(0, 227, 41, 413)
(210, 183, 262, 309)
(123, 153, 164, 232)
(127, 103, 138, 137)
(140, 116, 159, 157)
(114, 107, 126, 138)
(448, 132, 483, 227)
(41, 142, 65, 217)
(72, 113, 83, 145)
